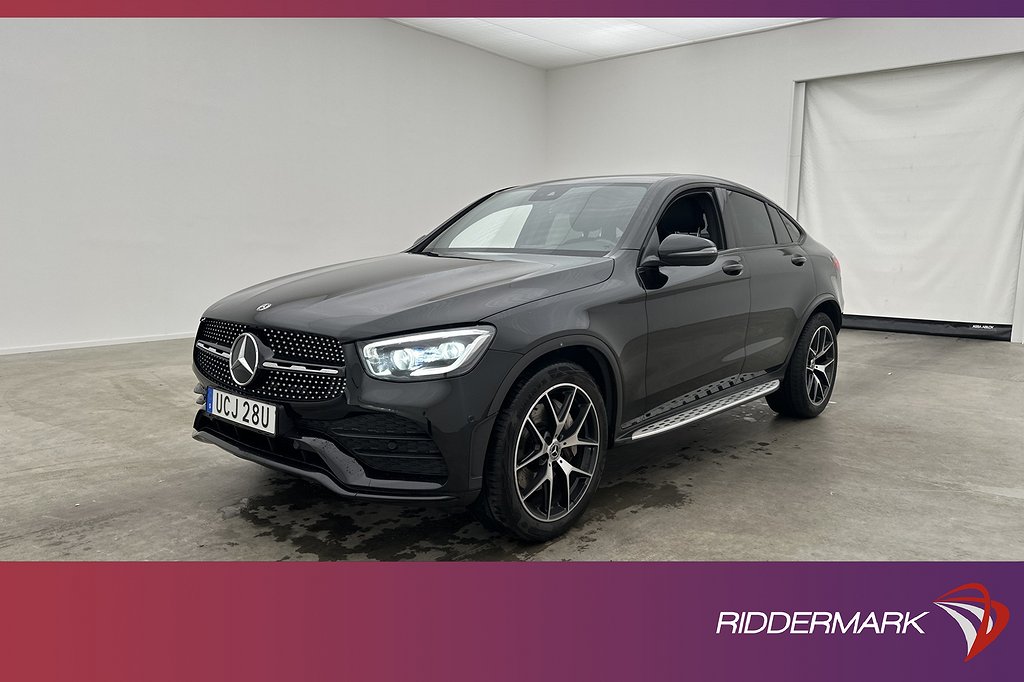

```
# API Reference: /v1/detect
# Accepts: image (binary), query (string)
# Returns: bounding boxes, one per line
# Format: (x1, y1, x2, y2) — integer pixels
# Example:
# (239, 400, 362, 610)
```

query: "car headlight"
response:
(359, 326, 495, 380)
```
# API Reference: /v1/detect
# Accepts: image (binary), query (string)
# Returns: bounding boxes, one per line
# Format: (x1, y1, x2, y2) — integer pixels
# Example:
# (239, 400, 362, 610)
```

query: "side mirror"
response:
(655, 234, 719, 267)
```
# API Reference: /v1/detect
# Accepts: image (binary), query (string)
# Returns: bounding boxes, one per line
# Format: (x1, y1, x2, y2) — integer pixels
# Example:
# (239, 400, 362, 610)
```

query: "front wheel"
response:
(766, 312, 838, 418)
(471, 362, 607, 542)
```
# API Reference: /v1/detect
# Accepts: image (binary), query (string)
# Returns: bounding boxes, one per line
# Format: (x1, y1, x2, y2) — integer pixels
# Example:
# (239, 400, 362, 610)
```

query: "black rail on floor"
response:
(842, 315, 1012, 341)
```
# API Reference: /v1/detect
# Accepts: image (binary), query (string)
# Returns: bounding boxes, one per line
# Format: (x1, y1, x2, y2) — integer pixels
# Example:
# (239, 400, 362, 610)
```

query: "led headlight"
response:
(359, 326, 495, 380)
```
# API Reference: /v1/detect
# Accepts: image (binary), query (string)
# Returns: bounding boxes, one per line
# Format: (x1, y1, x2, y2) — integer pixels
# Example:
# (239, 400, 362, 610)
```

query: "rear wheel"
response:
(766, 312, 837, 418)
(472, 362, 606, 542)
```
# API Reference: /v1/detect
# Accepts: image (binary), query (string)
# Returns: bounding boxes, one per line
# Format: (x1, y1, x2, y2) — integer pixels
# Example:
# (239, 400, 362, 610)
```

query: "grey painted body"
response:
(192, 175, 844, 502)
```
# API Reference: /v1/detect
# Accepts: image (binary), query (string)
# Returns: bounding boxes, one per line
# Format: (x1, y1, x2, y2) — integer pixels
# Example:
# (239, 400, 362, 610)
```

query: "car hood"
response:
(203, 251, 614, 342)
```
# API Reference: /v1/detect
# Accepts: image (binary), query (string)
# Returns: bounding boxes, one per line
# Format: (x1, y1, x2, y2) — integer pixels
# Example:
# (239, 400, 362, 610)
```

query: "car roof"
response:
(506, 174, 799, 233)
(513, 173, 762, 195)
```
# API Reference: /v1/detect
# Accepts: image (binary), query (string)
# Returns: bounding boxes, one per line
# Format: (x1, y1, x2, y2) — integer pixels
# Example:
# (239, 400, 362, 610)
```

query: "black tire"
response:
(471, 362, 607, 542)
(766, 312, 838, 419)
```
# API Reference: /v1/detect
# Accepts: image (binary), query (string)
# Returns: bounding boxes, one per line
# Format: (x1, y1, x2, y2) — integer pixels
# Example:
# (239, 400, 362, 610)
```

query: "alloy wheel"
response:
(805, 326, 836, 405)
(513, 383, 601, 523)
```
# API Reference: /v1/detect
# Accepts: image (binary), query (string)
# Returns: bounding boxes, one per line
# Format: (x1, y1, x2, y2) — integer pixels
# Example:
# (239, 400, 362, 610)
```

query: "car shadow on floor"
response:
(234, 405, 787, 561)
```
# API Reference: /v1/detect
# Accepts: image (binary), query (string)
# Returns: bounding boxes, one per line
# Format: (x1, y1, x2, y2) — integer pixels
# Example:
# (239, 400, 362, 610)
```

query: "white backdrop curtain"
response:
(798, 53, 1024, 324)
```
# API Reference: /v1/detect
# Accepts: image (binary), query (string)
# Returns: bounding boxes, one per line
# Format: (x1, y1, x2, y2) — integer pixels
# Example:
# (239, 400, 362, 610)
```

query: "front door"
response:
(641, 190, 751, 414)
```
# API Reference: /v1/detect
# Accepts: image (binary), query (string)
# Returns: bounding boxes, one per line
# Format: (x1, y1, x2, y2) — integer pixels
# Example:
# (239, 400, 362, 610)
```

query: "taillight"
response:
(831, 255, 841, 274)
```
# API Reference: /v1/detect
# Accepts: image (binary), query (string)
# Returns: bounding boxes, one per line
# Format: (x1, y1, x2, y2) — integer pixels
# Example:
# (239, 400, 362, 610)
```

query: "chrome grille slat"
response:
(195, 341, 229, 358)
(262, 361, 340, 375)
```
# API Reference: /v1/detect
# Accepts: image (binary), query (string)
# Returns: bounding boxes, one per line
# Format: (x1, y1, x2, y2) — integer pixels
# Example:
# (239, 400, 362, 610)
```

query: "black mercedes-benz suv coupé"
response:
(192, 175, 843, 540)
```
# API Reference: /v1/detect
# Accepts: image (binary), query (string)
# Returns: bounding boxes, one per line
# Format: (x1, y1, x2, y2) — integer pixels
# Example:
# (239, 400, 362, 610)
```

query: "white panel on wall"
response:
(798, 54, 1024, 324)
(546, 18, 1024, 212)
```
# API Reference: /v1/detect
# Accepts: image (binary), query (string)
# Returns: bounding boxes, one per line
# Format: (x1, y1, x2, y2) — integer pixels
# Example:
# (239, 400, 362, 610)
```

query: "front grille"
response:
(307, 413, 448, 481)
(197, 318, 345, 365)
(194, 318, 346, 402)
(195, 350, 345, 401)
(198, 318, 247, 348)
(263, 327, 343, 364)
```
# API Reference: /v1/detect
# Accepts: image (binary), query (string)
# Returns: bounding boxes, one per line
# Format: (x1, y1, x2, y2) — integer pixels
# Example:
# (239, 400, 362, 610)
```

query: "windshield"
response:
(424, 182, 649, 256)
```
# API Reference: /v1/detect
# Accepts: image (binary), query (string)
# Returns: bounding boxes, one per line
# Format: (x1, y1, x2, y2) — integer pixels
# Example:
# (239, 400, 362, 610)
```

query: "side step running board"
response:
(630, 380, 781, 440)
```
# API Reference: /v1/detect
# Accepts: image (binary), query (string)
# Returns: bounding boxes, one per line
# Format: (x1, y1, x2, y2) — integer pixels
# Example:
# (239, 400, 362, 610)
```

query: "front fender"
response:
(467, 333, 626, 481)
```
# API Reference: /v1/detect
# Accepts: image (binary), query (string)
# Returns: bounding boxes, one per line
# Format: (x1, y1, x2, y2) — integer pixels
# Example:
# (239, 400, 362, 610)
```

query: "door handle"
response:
(722, 260, 744, 276)
(791, 254, 808, 266)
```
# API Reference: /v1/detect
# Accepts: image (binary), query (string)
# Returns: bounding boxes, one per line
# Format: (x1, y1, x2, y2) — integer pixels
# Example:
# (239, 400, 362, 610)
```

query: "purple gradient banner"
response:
(1, 562, 1018, 680)
(2, 0, 1024, 17)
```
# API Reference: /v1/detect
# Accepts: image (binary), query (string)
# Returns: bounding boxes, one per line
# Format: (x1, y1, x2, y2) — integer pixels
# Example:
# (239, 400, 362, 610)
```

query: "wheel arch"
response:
(814, 298, 843, 332)
(486, 335, 623, 448)
(783, 295, 842, 368)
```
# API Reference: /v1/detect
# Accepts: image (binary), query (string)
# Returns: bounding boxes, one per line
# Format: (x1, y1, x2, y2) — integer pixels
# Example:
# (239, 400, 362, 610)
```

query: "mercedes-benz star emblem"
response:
(229, 332, 261, 386)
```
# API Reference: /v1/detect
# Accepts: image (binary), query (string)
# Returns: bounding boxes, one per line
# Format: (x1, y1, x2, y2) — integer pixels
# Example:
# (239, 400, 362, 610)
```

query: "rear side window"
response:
(780, 213, 803, 242)
(767, 206, 794, 244)
(722, 191, 776, 247)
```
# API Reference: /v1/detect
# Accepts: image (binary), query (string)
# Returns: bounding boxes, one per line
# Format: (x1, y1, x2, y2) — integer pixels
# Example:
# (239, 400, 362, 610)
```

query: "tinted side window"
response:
(723, 191, 776, 247)
(767, 206, 793, 244)
(655, 192, 726, 249)
(780, 213, 803, 242)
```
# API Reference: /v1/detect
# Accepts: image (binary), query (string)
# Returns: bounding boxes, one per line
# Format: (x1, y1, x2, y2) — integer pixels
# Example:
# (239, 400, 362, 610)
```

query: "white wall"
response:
(0, 19, 546, 353)
(546, 19, 1024, 208)
(8, 19, 1024, 352)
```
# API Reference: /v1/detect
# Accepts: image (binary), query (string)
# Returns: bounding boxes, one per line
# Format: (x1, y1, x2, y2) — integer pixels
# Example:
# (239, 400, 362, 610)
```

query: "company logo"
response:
(256, 303, 272, 311)
(229, 333, 261, 386)
(934, 583, 1009, 662)
(715, 581, 1009, 663)
(716, 611, 927, 636)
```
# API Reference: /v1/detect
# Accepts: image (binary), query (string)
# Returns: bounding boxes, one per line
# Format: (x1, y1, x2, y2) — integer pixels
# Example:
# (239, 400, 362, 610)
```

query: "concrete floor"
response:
(1, 330, 1022, 561)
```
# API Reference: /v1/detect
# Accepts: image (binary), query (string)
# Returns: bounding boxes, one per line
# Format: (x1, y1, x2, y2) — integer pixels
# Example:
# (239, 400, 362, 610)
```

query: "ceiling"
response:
(392, 18, 821, 70)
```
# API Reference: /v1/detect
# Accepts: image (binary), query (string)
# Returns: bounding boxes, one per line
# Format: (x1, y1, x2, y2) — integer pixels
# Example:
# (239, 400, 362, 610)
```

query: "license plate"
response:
(206, 387, 277, 435)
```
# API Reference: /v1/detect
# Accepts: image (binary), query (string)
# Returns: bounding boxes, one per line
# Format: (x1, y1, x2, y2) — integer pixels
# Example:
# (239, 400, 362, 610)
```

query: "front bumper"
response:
(192, 346, 520, 504)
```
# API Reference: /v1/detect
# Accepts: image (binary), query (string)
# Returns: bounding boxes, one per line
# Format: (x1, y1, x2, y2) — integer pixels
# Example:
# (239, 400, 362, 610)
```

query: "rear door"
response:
(717, 188, 817, 372)
(641, 189, 750, 413)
